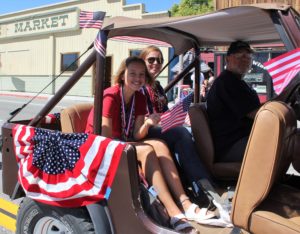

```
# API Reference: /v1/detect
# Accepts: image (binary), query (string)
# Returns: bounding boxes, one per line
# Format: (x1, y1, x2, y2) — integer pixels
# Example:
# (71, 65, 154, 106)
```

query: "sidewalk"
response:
(0, 91, 93, 102)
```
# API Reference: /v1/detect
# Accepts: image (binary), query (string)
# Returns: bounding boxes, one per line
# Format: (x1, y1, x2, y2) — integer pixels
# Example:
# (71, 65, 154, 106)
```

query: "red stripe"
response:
(13, 125, 34, 158)
(99, 143, 125, 196)
(264, 48, 300, 66)
(272, 67, 300, 85)
(266, 56, 300, 77)
(162, 115, 186, 129)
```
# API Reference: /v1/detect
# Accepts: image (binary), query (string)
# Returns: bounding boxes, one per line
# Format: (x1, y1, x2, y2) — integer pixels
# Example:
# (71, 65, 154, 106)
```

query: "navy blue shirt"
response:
(206, 70, 260, 160)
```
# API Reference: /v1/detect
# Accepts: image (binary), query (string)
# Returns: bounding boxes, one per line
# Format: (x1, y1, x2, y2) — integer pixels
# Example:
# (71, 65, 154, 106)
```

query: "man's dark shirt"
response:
(206, 70, 260, 161)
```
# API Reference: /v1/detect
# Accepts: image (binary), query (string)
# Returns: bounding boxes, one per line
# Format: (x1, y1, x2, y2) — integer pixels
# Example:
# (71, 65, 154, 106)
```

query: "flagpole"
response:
(194, 47, 200, 103)
(93, 31, 108, 135)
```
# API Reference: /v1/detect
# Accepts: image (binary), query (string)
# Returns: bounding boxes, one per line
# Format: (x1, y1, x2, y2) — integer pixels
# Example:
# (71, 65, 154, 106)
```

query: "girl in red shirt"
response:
(86, 57, 214, 233)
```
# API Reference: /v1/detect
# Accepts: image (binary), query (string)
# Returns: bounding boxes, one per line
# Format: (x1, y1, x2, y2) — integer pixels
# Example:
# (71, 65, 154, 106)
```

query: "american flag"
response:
(42, 113, 60, 124)
(94, 30, 107, 58)
(13, 124, 126, 207)
(30, 113, 60, 124)
(110, 36, 171, 47)
(263, 48, 300, 95)
(79, 11, 105, 29)
(160, 92, 194, 133)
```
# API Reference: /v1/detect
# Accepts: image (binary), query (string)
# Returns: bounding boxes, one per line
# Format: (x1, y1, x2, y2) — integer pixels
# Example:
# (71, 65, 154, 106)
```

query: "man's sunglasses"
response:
(147, 57, 164, 64)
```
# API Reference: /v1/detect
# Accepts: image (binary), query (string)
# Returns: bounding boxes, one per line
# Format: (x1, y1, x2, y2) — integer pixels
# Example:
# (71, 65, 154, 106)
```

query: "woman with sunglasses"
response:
(139, 46, 213, 199)
(86, 57, 214, 233)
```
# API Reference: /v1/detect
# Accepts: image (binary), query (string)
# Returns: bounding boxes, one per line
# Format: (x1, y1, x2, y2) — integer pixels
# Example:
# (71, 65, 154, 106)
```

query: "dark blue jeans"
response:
(222, 136, 249, 162)
(147, 126, 212, 185)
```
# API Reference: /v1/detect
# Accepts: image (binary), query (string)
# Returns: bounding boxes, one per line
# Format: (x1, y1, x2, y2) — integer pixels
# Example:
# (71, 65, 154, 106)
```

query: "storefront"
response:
(0, 0, 170, 96)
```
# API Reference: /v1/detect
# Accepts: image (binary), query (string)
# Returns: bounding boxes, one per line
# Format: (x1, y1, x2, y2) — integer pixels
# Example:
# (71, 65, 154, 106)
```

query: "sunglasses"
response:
(147, 57, 164, 64)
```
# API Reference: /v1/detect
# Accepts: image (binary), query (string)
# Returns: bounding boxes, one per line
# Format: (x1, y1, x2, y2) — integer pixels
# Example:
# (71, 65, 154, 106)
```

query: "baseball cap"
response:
(227, 41, 253, 56)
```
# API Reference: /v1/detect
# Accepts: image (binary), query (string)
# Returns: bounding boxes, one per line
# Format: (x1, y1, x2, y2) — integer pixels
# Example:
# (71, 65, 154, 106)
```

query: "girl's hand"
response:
(145, 113, 161, 126)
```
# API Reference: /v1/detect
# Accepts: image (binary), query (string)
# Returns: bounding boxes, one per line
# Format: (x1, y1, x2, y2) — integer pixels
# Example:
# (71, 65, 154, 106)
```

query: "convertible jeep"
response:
(1, 3, 300, 234)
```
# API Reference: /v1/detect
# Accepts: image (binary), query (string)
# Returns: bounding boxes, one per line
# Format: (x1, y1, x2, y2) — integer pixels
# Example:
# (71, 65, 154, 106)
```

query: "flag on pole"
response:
(263, 48, 300, 95)
(79, 11, 105, 29)
(94, 30, 107, 57)
(160, 92, 194, 133)
(13, 124, 126, 207)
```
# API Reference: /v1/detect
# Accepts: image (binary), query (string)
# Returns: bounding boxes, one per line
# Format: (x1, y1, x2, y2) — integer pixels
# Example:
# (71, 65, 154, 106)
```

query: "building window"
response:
(61, 53, 79, 71)
(129, 49, 142, 57)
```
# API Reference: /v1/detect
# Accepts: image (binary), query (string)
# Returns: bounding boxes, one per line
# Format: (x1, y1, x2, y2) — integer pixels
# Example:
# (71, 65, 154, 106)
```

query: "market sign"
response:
(0, 8, 79, 39)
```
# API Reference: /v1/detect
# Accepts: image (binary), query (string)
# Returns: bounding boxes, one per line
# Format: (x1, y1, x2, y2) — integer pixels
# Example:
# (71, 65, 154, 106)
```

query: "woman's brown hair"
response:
(139, 45, 163, 61)
(113, 56, 151, 85)
(139, 46, 163, 85)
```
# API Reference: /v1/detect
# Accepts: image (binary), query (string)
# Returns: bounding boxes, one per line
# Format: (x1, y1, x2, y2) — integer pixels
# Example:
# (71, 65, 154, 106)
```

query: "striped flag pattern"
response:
(110, 36, 171, 47)
(79, 11, 105, 29)
(160, 92, 194, 133)
(94, 30, 107, 57)
(263, 48, 300, 95)
(42, 113, 60, 124)
(13, 124, 126, 207)
(30, 113, 60, 124)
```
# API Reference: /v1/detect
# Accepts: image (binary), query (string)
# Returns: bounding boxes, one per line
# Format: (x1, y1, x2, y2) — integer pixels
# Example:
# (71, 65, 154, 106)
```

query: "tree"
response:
(170, 0, 214, 17)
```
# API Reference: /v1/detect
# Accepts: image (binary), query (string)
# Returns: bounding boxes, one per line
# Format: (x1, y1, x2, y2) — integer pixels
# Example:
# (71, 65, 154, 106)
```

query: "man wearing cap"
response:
(206, 41, 261, 162)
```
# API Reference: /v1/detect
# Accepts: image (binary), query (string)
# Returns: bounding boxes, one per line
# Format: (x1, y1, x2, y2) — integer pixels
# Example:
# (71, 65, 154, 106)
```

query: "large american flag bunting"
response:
(160, 92, 194, 133)
(13, 124, 126, 207)
(79, 11, 105, 29)
(263, 48, 300, 95)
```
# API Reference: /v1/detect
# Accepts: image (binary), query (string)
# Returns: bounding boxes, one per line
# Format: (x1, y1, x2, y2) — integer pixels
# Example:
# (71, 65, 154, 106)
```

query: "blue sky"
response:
(0, 0, 181, 15)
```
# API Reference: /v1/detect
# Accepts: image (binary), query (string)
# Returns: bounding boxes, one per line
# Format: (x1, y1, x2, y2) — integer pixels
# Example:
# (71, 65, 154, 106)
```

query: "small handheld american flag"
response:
(160, 92, 194, 133)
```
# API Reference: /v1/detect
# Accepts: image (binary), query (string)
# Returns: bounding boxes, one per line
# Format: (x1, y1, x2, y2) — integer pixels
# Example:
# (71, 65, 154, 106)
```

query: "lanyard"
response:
(120, 85, 135, 141)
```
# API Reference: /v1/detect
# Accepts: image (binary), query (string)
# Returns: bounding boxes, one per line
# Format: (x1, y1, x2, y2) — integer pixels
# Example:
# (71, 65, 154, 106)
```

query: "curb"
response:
(0, 91, 94, 102)
(0, 92, 48, 100)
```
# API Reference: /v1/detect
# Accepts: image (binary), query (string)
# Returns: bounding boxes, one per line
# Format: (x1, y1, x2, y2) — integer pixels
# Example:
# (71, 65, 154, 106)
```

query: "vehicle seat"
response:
(231, 101, 300, 234)
(188, 103, 241, 180)
(60, 103, 93, 133)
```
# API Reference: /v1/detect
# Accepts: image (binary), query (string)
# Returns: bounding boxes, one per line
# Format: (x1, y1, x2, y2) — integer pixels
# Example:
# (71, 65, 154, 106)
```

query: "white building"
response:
(0, 0, 170, 96)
